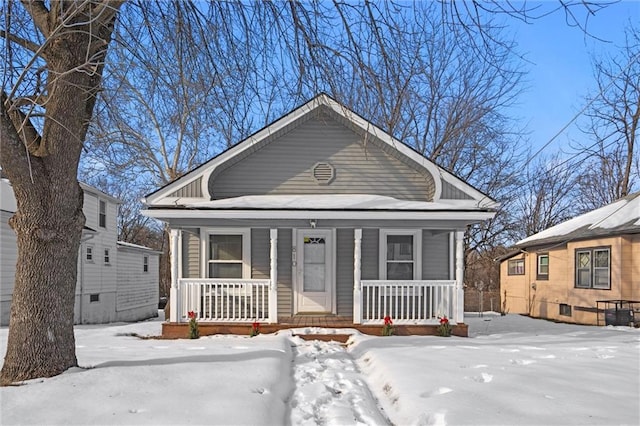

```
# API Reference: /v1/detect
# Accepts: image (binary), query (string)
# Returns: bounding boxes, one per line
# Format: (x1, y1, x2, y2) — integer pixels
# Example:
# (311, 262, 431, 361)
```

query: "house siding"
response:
(361, 228, 379, 280)
(0, 210, 16, 324)
(115, 246, 160, 321)
(182, 229, 201, 278)
(169, 177, 202, 198)
(422, 231, 451, 280)
(336, 228, 354, 316)
(277, 228, 293, 318)
(210, 112, 435, 201)
(251, 229, 270, 280)
(441, 181, 473, 200)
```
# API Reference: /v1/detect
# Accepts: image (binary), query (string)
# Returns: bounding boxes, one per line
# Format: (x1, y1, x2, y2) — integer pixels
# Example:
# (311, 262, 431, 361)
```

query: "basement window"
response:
(559, 304, 572, 317)
(90, 294, 100, 303)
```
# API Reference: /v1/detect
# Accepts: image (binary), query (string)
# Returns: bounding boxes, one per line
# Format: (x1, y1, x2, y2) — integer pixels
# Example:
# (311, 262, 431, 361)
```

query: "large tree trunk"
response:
(0, 1, 122, 385)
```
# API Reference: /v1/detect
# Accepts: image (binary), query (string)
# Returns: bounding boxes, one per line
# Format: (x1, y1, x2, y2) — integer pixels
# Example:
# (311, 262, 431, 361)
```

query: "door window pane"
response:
(304, 237, 326, 292)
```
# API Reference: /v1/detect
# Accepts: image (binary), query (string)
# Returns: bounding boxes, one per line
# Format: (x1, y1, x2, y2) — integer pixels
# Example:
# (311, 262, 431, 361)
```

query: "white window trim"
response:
(201, 227, 251, 279)
(537, 254, 549, 279)
(86, 245, 94, 263)
(379, 229, 422, 280)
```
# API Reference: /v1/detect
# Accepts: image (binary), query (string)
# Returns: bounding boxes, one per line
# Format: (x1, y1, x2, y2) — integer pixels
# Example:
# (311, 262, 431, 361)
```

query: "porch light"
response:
(310, 219, 317, 228)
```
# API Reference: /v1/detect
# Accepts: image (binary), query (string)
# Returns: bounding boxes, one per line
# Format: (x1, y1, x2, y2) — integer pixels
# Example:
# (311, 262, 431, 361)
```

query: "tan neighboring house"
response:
(500, 192, 640, 326)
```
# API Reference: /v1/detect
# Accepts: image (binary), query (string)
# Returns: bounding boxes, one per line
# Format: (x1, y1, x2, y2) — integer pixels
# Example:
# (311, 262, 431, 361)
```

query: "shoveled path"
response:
(287, 335, 390, 426)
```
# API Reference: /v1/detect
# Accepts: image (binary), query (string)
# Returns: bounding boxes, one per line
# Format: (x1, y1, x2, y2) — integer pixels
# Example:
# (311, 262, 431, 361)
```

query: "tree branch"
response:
(0, 29, 41, 53)
(19, 0, 50, 38)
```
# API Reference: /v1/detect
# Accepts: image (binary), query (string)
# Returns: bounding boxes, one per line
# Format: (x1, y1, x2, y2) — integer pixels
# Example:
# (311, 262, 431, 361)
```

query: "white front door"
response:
(296, 229, 334, 313)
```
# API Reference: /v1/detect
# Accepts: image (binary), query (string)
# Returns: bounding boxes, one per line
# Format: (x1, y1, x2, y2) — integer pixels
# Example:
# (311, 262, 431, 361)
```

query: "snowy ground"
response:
(1, 313, 638, 425)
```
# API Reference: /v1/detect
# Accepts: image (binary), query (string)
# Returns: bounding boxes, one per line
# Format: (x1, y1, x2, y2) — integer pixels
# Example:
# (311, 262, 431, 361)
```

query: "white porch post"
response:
(353, 229, 362, 324)
(169, 228, 182, 323)
(454, 230, 465, 323)
(269, 229, 278, 324)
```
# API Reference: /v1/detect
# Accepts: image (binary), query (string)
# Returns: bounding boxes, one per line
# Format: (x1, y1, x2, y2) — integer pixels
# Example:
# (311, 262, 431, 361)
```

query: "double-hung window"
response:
(537, 254, 549, 280)
(206, 229, 250, 279)
(99, 200, 106, 228)
(508, 259, 524, 275)
(575, 247, 610, 289)
(379, 230, 421, 280)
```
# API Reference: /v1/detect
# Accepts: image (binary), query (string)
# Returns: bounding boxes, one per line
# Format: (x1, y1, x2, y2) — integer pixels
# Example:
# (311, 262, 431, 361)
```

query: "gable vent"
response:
(312, 162, 335, 185)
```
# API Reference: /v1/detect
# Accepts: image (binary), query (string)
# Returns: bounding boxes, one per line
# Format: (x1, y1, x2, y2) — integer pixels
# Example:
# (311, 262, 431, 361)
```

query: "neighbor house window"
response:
(508, 259, 525, 275)
(99, 200, 106, 228)
(86, 246, 94, 262)
(537, 254, 549, 280)
(143, 256, 149, 272)
(207, 229, 250, 278)
(104, 248, 110, 265)
(575, 247, 610, 289)
(379, 230, 422, 280)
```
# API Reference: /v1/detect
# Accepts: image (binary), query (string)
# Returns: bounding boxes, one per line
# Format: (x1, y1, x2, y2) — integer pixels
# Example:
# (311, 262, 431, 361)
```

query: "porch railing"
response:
(177, 279, 271, 322)
(360, 280, 456, 324)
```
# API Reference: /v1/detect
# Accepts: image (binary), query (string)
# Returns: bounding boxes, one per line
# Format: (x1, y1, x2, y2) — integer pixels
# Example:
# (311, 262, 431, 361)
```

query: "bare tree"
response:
(514, 154, 579, 240)
(575, 23, 640, 211)
(1, 0, 123, 384)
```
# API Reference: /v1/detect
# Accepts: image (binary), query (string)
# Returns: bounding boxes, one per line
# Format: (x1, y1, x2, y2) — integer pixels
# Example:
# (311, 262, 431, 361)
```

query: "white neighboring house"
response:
(1, 178, 160, 325)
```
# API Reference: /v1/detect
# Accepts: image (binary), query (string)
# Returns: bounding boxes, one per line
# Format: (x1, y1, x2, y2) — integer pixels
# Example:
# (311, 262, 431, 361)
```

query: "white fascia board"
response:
(79, 182, 121, 204)
(141, 208, 496, 222)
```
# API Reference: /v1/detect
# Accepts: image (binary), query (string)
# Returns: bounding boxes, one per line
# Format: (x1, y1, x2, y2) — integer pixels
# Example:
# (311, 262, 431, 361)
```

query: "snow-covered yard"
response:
(1, 314, 638, 425)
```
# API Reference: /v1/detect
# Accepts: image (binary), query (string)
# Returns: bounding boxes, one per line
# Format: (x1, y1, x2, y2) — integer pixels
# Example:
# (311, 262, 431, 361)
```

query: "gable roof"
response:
(143, 93, 497, 211)
(516, 192, 640, 248)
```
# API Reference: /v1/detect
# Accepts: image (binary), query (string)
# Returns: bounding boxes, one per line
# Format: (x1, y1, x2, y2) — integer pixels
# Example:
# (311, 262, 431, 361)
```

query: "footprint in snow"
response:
(420, 387, 453, 398)
(510, 359, 536, 365)
(468, 372, 493, 383)
(536, 354, 556, 359)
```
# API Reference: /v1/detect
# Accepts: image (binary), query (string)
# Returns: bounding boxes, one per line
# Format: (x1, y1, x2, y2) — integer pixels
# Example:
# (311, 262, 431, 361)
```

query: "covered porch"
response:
(163, 227, 467, 337)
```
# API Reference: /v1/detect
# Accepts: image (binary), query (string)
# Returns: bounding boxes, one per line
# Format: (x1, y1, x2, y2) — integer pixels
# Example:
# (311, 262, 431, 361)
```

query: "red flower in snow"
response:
(384, 315, 393, 326)
(439, 316, 449, 325)
(188, 311, 196, 320)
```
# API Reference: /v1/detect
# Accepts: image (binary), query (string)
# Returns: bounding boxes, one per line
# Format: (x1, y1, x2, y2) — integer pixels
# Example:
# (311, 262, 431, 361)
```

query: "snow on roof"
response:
(117, 241, 160, 253)
(517, 192, 640, 246)
(185, 194, 490, 211)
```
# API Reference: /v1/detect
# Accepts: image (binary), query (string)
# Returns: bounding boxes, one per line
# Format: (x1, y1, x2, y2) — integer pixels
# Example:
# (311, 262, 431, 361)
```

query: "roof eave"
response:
(141, 208, 496, 222)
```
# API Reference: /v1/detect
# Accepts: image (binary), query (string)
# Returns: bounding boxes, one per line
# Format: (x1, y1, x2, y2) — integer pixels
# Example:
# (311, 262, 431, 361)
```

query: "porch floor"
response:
(162, 314, 468, 340)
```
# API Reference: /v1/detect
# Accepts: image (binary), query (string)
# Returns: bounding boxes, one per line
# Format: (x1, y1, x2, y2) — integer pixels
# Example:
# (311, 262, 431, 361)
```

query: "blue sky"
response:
(507, 0, 639, 155)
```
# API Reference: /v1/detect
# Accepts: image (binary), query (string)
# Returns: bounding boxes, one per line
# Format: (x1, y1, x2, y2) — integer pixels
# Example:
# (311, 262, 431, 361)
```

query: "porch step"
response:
(293, 334, 351, 344)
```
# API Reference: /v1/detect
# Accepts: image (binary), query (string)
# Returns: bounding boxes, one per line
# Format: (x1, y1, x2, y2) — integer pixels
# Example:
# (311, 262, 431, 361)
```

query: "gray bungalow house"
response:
(142, 94, 497, 335)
